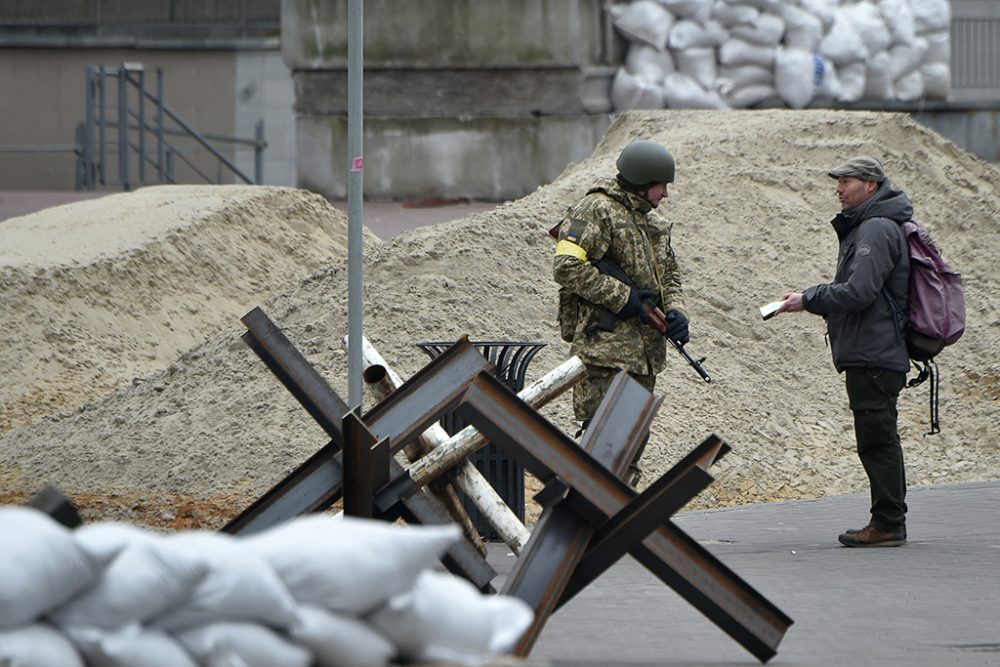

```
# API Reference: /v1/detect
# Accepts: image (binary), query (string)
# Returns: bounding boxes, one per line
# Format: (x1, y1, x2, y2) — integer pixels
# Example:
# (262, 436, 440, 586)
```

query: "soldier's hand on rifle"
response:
(665, 309, 690, 345)
(618, 288, 657, 323)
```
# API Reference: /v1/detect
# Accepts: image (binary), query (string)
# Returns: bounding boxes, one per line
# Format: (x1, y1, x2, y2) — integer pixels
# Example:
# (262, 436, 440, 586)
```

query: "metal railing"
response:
(78, 63, 266, 191)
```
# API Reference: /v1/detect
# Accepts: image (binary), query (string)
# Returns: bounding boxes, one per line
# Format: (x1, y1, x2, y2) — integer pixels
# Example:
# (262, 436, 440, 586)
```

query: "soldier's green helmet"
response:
(616, 140, 675, 186)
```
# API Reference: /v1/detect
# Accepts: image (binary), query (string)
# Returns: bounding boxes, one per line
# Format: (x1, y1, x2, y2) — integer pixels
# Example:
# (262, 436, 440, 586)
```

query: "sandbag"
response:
(889, 38, 929, 80)
(662, 73, 731, 109)
(612, 67, 665, 110)
(67, 626, 198, 667)
(781, 3, 824, 52)
(712, 2, 759, 28)
(911, 0, 951, 33)
(369, 571, 534, 666)
(625, 43, 675, 83)
(51, 524, 209, 629)
(152, 531, 298, 633)
(0, 506, 114, 628)
(921, 30, 950, 65)
(0, 623, 84, 667)
(800, 0, 837, 29)
(819, 12, 866, 65)
(609, 1, 675, 49)
(841, 1, 891, 55)
(674, 47, 718, 89)
(774, 48, 818, 109)
(723, 84, 776, 109)
(879, 0, 917, 46)
(719, 38, 776, 68)
(243, 515, 461, 616)
(290, 606, 396, 667)
(837, 61, 867, 103)
(894, 70, 925, 101)
(730, 13, 786, 46)
(661, 0, 712, 19)
(718, 63, 774, 89)
(863, 51, 895, 101)
(178, 623, 311, 667)
(814, 57, 843, 101)
(668, 19, 728, 49)
(921, 62, 950, 98)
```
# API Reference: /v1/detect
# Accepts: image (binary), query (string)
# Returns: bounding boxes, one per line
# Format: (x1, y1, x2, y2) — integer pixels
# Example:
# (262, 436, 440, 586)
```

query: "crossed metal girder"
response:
(222, 307, 496, 591)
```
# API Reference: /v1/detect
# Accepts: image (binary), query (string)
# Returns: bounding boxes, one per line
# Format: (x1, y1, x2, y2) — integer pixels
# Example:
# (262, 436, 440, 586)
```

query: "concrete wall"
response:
(284, 0, 621, 200)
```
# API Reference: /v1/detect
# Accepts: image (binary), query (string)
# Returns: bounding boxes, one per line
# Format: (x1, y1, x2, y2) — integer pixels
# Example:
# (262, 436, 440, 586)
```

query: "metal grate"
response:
(951, 18, 1000, 88)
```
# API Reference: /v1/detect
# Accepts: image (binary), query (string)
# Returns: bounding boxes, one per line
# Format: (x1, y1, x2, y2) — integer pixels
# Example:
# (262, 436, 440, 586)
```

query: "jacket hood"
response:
(832, 178, 913, 238)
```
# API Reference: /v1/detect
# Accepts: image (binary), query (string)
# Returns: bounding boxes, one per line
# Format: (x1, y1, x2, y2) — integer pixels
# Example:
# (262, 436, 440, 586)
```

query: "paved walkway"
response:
(487, 481, 1000, 666)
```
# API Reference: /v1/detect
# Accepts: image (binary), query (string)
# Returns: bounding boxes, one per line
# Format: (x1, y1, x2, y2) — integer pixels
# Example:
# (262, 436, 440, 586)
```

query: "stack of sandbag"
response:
(609, 0, 951, 111)
(0, 506, 533, 667)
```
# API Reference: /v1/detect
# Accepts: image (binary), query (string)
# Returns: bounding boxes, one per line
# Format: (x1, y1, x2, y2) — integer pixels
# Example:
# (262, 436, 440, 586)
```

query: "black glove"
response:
(617, 288, 657, 323)
(665, 309, 690, 345)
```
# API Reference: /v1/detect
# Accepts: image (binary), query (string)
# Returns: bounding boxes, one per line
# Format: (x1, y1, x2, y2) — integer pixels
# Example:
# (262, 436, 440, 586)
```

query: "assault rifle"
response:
(550, 223, 712, 382)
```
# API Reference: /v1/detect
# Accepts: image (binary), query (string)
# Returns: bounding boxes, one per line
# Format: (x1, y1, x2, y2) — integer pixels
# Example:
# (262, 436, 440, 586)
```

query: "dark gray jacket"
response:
(803, 179, 911, 373)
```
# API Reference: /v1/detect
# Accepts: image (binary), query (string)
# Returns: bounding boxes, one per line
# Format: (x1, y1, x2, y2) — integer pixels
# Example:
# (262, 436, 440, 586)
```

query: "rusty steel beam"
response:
(557, 436, 729, 608)
(360, 336, 493, 452)
(343, 408, 390, 518)
(241, 307, 350, 439)
(456, 371, 792, 663)
(224, 309, 497, 590)
(497, 372, 661, 654)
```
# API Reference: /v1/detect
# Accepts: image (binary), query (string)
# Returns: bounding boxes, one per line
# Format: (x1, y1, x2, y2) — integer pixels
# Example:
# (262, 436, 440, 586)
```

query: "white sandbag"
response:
(50, 531, 209, 629)
(243, 515, 461, 617)
(894, 70, 925, 101)
(152, 531, 298, 633)
(290, 606, 395, 667)
(774, 47, 818, 109)
(781, 3, 824, 52)
(0, 623, 84, 667)
(718, 63, 774, 88)
(712, 2, 759, 28)
(719, 38, 776, 68)
(889, 38, 928, 80)
(921, 30, 950, 65)
(837, 61, 867, 103)
(863, 51, 894, 101)
(625, 43, 675, 82)
(179, 623, 311, 667)
(879, 0, 917, 46)
(661, 0, 712, 19)
(369, 571, 533, 666)
(819, 12, 867, 65)
(612, 67, 665, 110)
(814, 57, 843, 101)
(921, 62, 950, 98)
(734, 0, 782, 14)
(662, 73, 731, 109)
(722, 84, 776, 108)
(668, 19, 728, 49)
(0, 506, 114, 628)
(67, 625, 198, 667)
(841, 1, 891, 55)
(609, 1, 676, 49)
(674, 47, 718, 89)
(911, 0, 951, 33)
(800, 0, 837, 29)
(730, 13, 785, 46)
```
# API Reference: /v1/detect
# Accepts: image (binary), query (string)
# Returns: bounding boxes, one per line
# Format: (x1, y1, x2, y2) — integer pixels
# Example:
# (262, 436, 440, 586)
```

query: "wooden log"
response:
(350, 335, 585, 554)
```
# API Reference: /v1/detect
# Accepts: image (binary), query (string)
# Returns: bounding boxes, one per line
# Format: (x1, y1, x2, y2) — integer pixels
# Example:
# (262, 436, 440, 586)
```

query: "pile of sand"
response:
(1, 110, 998, 528)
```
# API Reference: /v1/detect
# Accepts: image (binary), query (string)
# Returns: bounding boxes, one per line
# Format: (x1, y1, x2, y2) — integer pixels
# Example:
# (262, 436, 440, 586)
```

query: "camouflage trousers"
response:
(574, 364, 657, 485)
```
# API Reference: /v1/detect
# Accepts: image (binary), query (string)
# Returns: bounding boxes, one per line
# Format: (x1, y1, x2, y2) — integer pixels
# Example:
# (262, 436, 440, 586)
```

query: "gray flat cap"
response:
(827, 155, 886, 182)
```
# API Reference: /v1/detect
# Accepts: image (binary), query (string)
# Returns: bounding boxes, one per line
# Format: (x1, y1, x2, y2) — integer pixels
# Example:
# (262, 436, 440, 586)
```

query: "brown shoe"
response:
(838, 525, 906, 547)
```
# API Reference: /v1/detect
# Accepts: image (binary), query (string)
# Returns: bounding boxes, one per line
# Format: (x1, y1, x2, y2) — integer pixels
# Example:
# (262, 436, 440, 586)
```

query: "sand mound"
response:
(0, 185, 378, 432)
(1, 110, 998, 528)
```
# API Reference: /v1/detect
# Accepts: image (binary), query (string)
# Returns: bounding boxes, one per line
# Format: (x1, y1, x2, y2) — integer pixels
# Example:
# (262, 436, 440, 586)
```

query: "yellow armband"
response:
(555, 239, 588, 262)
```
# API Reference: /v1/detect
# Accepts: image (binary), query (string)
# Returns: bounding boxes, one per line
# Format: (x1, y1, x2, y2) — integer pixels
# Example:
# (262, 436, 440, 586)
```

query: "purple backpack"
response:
(892, 220, 965, 434)
(901, 220, 966, 361)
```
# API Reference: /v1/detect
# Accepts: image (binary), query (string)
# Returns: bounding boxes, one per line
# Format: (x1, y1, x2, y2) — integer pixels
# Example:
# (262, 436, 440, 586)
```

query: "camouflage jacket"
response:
(553, 178, 683, 375)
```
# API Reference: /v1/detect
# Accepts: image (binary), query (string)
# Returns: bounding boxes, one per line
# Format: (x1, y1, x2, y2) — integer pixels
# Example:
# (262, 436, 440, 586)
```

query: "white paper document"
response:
(759, 301, 784, 321)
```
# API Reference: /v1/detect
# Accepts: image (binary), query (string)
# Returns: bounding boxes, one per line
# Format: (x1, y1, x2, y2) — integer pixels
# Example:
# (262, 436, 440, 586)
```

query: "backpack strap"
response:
(907, 359, 941, 435)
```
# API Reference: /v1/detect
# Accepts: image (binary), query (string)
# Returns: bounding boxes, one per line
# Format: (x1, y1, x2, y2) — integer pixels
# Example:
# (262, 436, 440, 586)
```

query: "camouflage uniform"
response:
(553, 176, 683, 426)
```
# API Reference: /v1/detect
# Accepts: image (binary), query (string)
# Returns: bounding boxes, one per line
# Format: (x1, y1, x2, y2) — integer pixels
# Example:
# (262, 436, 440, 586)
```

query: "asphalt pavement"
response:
(487, 480, 1000, 666)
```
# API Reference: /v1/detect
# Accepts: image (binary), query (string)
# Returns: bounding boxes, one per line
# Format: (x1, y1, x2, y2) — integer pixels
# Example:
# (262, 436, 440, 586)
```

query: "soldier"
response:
(553, 140, 688, 486)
